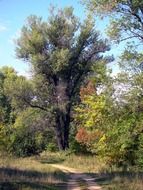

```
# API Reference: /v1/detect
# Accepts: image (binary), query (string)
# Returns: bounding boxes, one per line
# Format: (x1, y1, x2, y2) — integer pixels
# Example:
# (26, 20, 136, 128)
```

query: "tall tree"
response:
(15, 7, 110, 150)
(83, 0, 143, 43)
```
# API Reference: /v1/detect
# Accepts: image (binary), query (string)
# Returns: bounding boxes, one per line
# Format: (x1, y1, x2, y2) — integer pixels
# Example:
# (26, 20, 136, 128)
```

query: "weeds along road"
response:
(50, 164, 102, 190)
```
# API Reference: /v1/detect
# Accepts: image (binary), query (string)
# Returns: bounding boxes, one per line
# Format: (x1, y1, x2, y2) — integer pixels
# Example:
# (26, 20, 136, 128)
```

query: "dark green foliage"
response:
(14, 7, 110, 150)
(136, 134, 143, 167)
(0, 67, 16, 124)
(46, 142, 58, 152)
(9, 108, 56, 157)
(0, 67, 57, 157)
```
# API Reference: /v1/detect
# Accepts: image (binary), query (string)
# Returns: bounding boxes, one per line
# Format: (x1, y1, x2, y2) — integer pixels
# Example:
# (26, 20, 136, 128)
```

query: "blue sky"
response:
(0, 0, 122, 76)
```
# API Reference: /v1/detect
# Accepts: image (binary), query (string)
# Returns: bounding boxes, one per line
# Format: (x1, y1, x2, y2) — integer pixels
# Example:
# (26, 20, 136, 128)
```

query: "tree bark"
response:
(54, 105, 71, 150)
(63, 106, 71, 149)
(54, 126, 64, 150)
(54, 111, 64, 150)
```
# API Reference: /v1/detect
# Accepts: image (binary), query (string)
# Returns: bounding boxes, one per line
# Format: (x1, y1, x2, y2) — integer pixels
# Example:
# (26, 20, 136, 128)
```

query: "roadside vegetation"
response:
(1, 151, 143, 190)
(0, 152, 68, 190)
(40, 151, 143, 190)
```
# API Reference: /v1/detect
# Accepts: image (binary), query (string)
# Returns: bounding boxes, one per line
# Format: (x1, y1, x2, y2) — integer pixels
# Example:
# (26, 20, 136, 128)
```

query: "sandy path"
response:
(50, 164, 102, 190)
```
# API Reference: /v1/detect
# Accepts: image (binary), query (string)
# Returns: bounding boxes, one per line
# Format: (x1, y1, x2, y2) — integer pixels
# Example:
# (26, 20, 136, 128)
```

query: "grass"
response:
(100, 175, 143, 190)
(64, 153, 143, 190)
(0, 153, 68, 190)
(40, 151, 106, 173)
(1, 151, 143, 190)
(40, 151, 143, 190)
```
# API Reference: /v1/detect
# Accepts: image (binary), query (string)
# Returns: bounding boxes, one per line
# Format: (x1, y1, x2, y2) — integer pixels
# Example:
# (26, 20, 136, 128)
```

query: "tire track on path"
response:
(50, 164, 102, 190)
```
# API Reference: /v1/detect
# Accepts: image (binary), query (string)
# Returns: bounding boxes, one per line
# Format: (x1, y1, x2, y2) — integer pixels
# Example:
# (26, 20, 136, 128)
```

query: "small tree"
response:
(0, 67, 16, 124)
(15, 7, 110, 150)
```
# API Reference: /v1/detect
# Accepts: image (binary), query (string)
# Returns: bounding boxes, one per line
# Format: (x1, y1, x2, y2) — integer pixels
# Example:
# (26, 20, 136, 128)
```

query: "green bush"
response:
(46, 142, 58, 152)
(9, 108, 55, 156)
(135, 134, 143, 167)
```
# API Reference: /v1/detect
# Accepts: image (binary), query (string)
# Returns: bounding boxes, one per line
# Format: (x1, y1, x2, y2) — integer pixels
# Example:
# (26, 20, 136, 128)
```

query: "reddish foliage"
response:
(76, 128, 89, 144)
(80, 81, 96, 101)
(76, 127, 102, 146)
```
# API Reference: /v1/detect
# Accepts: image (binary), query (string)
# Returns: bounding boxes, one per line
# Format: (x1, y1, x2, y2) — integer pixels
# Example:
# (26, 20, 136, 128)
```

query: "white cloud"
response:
(0, 24, 7, 32)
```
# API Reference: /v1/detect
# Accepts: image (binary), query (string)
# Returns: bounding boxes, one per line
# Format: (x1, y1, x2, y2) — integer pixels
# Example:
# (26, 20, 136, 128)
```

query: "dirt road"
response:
(50, 164, 102, 190)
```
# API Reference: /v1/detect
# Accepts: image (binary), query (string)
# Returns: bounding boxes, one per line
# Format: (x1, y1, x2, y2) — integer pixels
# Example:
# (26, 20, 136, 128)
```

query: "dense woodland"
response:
(1, 0, 143, 170)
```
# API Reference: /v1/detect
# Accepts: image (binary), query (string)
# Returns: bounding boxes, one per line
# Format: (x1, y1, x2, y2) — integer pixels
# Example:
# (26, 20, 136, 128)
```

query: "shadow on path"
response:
(50, 164, 143, 190)
(50, 164, 102, 190)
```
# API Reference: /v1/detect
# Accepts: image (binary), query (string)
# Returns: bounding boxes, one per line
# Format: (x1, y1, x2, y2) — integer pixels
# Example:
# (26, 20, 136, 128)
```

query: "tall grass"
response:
(101, 175, 143, 190)
(40, 151, 106, 172)
(1, 151, 143, 190)
(40, 151, 143, 190)
(0, 153, 68, 190)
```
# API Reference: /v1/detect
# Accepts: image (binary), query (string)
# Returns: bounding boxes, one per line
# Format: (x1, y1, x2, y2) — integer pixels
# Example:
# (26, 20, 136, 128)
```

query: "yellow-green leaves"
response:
(75, 94, 105, 129)
(74, 81, 107, 153)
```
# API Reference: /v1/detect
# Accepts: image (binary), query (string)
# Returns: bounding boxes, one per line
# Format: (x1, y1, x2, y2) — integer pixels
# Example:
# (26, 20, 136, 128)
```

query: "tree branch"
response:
(23, 97, 48, 112)
(129, 9, 143, 27)
(118, 35, 141, 42)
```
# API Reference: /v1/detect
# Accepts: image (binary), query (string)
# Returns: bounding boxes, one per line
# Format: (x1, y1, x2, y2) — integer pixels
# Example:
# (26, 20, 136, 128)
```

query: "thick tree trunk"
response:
(54, 106, 71, 150)
(53, 79, 72, 150)
(54, 112, 64, 150)
(54, 125, 64, 150)
(63, 107, 71, 149)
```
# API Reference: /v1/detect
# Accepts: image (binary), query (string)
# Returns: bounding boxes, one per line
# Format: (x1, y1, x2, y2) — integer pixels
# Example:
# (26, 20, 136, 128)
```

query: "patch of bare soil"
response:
(50, 164, 102, 190)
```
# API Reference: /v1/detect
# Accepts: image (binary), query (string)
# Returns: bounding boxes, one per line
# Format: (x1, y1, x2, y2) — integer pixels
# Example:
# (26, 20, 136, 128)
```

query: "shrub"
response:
(9, 108, 55, 156)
